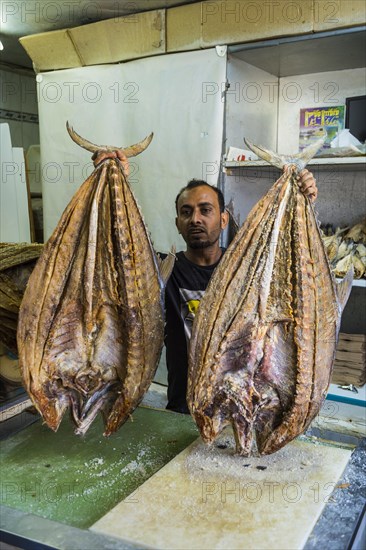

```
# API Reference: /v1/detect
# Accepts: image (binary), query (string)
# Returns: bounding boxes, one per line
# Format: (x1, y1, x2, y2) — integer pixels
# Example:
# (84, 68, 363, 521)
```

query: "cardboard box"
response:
(19, 1, 365, 71)
(167, 1, 314, 51)
(201, 0, 314, 46)
(19, 10, 165, 71)
(167, 3, 203, 51)
(70, 10, 165, 66)
(19, 30, 82, 72)
(313, 0, 366, 32)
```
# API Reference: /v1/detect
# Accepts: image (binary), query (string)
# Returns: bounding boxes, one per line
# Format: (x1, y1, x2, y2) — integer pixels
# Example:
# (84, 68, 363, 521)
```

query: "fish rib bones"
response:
(17, 123, 174, 436)
(188, 139, 353, 455)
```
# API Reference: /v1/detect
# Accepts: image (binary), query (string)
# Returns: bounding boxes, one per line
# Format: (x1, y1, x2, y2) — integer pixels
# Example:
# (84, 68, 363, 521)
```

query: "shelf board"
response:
(224, 156, 366, 169)
(336, 278, 366, 288)
(327, 382, 365, 408)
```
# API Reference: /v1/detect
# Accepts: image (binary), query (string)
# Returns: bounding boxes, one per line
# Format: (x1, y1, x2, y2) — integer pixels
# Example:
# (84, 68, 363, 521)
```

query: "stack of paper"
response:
(332, 333, 366, 387)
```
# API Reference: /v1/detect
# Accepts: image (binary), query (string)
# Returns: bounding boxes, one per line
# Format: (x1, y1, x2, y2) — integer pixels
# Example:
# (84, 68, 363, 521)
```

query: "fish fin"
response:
(123, 133, 154, 157)
(226, 202, 240, 234)
(66, 121, 100, 153)
(157, 246, 176, 286)
(67, 121, 153, 157)
(292, 137, 326, 171)
(244, 136, 326, 172)
(244, 138, 285, 170)
(336, 267, 353, 312)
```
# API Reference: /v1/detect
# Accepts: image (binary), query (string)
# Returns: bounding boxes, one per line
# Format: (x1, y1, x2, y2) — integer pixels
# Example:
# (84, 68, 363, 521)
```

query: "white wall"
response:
(0, 68, 39, 150)
(226, 56, 279, 152)
(37, 49, 227, 251)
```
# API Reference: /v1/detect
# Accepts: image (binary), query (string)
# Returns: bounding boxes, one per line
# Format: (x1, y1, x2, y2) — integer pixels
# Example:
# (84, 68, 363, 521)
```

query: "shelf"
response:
(327, 382, 366, 408)
(224, 156, 366, 169)
(337, 278, 366, 288)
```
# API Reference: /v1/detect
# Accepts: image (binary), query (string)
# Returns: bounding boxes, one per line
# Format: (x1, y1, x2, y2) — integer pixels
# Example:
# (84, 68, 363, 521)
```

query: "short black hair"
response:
(175, 179, 225, 213)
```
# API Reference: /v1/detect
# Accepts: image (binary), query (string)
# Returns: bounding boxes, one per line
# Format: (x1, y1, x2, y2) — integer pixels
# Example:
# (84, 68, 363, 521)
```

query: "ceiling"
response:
(0, 0, 202, 70)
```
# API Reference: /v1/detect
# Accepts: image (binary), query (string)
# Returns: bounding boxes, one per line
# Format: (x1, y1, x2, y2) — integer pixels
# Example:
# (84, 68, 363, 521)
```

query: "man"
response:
(93, 152, 318, 414)
(165, 173, 317, 413)
(164, 180, 229, 413)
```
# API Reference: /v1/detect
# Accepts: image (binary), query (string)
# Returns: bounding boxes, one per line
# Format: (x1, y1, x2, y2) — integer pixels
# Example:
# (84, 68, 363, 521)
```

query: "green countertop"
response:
(0, 405, 199, 529)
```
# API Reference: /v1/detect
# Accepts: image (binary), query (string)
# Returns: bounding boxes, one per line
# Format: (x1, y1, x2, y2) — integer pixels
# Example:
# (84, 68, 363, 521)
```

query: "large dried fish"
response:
(17, 123, 174, 436)
(188, 138, 353, 456)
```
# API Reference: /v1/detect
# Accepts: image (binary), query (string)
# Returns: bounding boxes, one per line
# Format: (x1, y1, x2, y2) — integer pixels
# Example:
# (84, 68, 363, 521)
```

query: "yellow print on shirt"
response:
(187, 299, 201, 316)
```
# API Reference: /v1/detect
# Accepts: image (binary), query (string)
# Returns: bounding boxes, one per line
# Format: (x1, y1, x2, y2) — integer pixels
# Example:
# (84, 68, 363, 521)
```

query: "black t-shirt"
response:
(164, 250, 225, 413)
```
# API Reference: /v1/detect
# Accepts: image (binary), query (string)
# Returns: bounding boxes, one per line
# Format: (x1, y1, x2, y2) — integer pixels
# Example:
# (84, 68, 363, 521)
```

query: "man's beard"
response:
(189, 239, 212, 249)
(187, 233, 220, 249)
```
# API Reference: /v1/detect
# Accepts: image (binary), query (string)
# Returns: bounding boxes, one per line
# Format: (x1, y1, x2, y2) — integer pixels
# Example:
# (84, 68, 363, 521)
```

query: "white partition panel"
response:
(223, 57, 279, 226)
(0, 124, 31, 243)
(37, 49, 227, 252)
(226, 56, 279, 152)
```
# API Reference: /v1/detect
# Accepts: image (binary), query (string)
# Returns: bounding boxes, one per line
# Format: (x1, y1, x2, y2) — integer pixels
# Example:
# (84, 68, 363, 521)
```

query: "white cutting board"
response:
(0, 124, 31, 242)
(91, 431, 352, 550)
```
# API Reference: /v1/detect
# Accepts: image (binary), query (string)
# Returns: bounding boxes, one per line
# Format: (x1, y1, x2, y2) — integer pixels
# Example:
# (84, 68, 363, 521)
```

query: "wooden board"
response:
(91, 431, 352, 550)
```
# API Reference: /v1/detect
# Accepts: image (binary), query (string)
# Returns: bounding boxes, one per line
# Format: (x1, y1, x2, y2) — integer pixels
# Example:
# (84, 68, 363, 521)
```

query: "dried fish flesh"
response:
(17, 123, 174, 436)
(188, 138, 353, 456)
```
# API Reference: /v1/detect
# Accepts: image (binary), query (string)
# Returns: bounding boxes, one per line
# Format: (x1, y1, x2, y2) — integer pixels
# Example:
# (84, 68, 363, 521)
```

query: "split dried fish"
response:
(322, 221, 366, 279)
(355, 243, 366, 263)
(344, 222, 366, 244)
(17, 123, 174, 436)
(351, 253, 365, 279)
(188, 138, 353, 456)
(334, 253, 355, 278)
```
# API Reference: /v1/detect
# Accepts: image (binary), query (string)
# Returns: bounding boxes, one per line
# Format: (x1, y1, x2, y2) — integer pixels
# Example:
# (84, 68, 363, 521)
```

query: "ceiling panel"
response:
(0, 0, 202, 69)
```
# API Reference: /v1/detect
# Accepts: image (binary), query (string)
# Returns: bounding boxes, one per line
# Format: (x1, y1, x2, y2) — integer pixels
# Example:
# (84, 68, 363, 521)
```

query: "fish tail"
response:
(66, 121, 153, 158)
(244, 137, 325, 172)
(243, 138, 285, 170)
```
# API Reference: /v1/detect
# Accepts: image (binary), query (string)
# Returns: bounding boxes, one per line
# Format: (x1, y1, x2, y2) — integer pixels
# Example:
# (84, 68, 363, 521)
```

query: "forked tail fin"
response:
(66, 121, 153, 158)
(244, 137, 326, 172)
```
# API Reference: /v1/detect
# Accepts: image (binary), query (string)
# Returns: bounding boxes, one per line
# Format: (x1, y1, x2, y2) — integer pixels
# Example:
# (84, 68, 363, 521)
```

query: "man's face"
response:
(175, 186, 227, 249)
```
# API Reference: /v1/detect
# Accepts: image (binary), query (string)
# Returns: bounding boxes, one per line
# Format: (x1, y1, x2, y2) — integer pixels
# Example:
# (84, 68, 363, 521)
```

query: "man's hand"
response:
(92, 150, 130, 177)
(297, 169, 317, 202)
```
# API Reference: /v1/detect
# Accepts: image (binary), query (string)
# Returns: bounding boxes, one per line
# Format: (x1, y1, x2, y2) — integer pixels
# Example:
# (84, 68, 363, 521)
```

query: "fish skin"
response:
(17, 128, 174, 436)
(188, 146, 352, 456)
